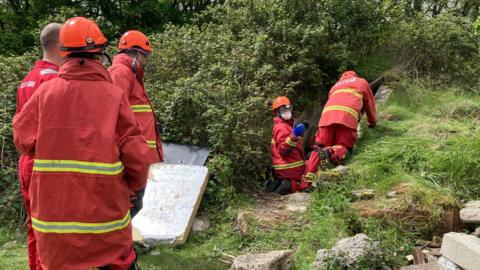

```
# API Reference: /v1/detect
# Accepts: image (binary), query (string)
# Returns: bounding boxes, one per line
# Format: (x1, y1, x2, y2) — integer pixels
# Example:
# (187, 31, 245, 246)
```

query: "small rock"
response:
(312, 234, 380, 269)
(459, 208, 480, 224)
(473, 227, 480, 238)
(284, 192, 310, 213)
(333, 165, 348, 174)
(430, 248, 441, 257)
(426, 254, 438, 263)
(406, 255, 414, 263)
(192, 216, 211, 232)
(231, 250, 293, 270)
(235, 211, 251, 237)
(351, 189, 376, 201)
(387, 191, 397, 198)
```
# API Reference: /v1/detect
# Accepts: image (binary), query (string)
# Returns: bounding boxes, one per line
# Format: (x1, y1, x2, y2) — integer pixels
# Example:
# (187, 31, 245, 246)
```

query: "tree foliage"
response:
(0, 0, 223, 55)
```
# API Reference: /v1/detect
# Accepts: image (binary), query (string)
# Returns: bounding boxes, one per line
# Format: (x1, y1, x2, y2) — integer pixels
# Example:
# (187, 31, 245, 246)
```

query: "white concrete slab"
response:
(132, 163, 209, 246)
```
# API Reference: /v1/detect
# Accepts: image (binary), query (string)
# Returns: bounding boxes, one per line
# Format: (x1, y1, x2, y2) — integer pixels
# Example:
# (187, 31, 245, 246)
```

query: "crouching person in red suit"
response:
(268, 96, 311, 194)
(304, 71, 377, 181)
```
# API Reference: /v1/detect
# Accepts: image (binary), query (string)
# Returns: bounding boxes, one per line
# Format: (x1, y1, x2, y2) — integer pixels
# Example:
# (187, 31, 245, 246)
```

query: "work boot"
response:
(264, 179, 282, 193)
(317, 148, 331, 171)
(273, 179, 292, 195)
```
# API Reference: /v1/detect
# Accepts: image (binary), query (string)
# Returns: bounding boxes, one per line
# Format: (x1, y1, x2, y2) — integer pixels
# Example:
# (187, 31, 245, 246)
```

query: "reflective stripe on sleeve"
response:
(285, 137, 297, 147)
(304, 172, 317, 181)
(272, 160, 305, 170)
(32, 211, 130, 234)
(33, 159, 124, 176)
(131, 104, 153, 113)
(147, 140, 157, 148)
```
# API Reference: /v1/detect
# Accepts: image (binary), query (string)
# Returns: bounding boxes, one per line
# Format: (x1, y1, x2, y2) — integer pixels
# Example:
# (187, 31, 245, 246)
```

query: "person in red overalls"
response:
(108, 30, 163, 217)
(304, 71, 377, 181)
(268, 96, 310, 194)
(13, 17, 150, 270)
(15, 22, 63, 270)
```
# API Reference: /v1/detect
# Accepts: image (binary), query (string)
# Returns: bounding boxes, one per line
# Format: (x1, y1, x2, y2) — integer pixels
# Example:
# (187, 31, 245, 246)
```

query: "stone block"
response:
(440, 232, 480, 270)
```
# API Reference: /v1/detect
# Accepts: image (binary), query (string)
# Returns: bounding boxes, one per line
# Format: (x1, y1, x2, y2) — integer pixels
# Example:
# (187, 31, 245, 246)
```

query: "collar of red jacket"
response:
(273, 116, 293, 125)
(59, 58, 112, 82)
(112, 53, 144, 81)
(34, 60, 59, 71)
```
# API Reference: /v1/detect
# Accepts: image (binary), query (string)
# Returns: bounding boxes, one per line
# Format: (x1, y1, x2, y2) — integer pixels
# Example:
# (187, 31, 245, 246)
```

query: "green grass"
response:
(2, 79, 479, 269)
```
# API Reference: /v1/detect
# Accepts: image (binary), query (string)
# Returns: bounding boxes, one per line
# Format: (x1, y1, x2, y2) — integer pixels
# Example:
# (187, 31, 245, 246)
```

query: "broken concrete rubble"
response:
(440, 232, 480, 270)
(284, 192, 310, 213)
(235, 211, 251, 237)
(437, 256, 463, 270)
(231, 250, 293, 270)
(192, 216, 210, 232)
(460, 201, 480, 224)
(311, 234, 380, 269)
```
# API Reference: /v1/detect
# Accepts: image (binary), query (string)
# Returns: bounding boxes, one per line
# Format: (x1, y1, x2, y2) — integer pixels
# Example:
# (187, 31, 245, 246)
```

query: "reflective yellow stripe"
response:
(322, 105, 359, 120)
(33, 159, 124, 176)
(32, 211, 130, 234)
(271, 138, 276, 144)
(147, 140, 157, 148)
(272, 160, 305, 170)
(131, 104, 153, 113)
(331, 88, 363, 99)
(285, 137, 297, 147)
(304, 172, 317, 181)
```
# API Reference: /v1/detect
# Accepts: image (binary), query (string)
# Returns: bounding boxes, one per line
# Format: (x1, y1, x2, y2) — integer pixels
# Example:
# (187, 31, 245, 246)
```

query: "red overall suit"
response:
(271, 117, 310, 192)
(13, 59, 150, 270)
(305, 73, 376, 179)
(16, 60, 59, 270)
(108, 54, 163, 163)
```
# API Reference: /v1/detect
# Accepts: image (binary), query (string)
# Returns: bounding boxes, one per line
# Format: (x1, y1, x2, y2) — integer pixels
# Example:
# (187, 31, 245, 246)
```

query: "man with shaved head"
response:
(16, 22, 63, 270)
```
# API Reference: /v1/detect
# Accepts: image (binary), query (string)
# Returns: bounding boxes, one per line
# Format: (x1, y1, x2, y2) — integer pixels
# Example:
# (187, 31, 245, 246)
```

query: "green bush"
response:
(0, 52, 38, 227)
(390, 13, 480, 83)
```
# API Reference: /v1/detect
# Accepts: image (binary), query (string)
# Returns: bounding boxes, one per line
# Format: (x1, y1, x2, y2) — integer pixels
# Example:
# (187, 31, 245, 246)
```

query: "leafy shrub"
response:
(0, 52, 38, 227)
(390, 13, 480, 83)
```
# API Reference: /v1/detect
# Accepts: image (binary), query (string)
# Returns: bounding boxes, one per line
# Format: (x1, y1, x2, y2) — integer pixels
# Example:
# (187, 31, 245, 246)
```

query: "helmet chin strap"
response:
(103, 52, 112, 65)
(131, 55, 138, 74)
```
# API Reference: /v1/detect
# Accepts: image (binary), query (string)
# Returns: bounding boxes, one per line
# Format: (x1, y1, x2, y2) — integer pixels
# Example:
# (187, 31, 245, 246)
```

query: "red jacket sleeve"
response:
(110, 67, 134, 98)
(273, 126, 298, 156)
(13, 94, 39, 157)
(116, 93, 150, 192)
(363, 82, 377, 125)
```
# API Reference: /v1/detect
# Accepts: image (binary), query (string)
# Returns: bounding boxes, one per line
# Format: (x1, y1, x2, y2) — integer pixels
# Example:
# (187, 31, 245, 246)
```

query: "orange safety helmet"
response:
(118, 30, 153, 53)
(59, 17, 107, 57)
(340, 70, 358, 79)
(272, 96, 291, 111)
